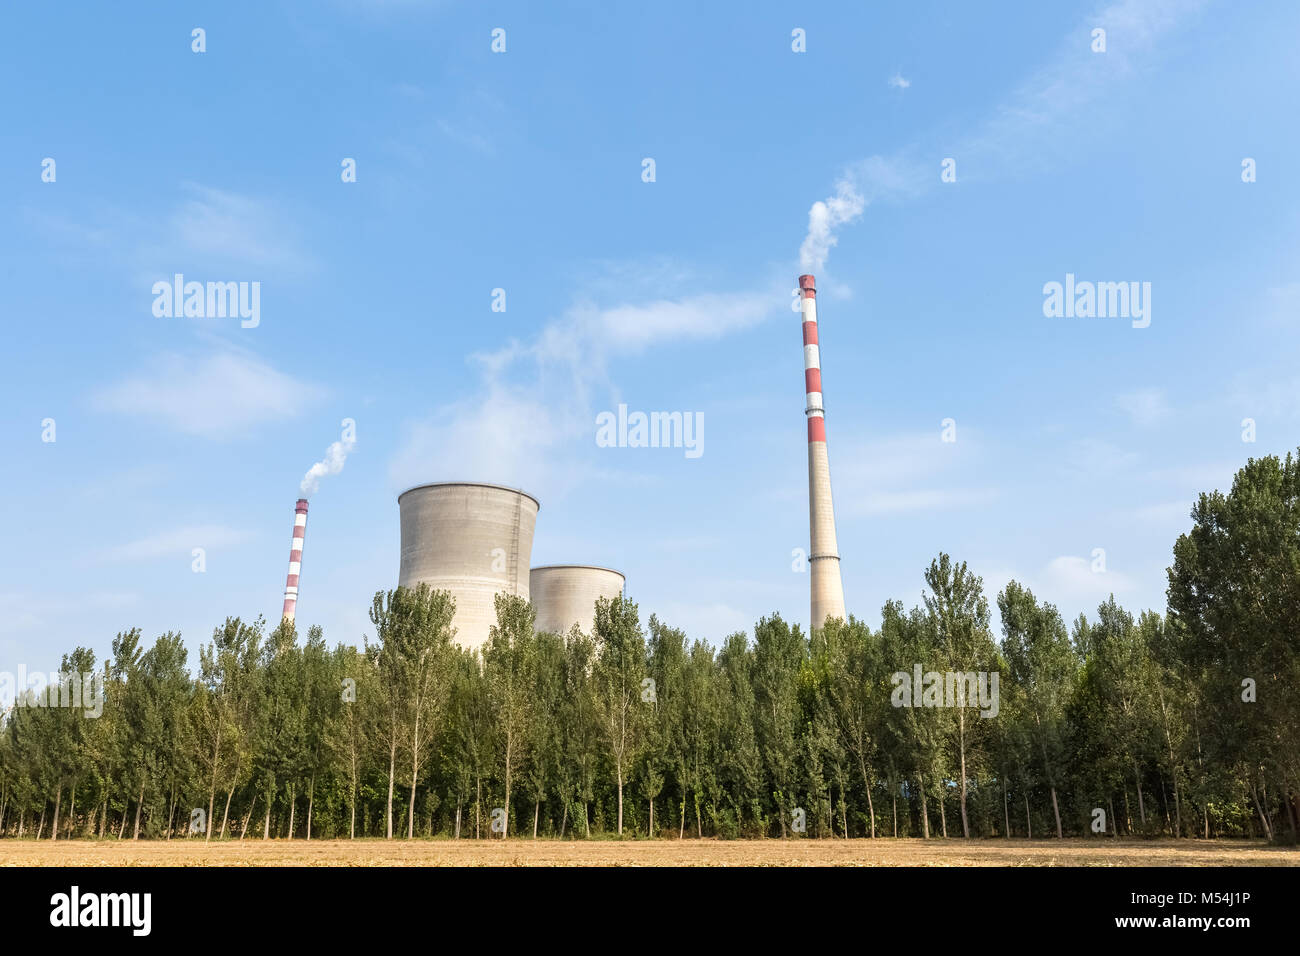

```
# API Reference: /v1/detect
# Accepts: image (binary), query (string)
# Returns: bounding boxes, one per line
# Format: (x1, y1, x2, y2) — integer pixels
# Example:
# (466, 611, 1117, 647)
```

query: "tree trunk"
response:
(51, 786, 61, 842)
(239, 794, 255, 840)
(407, 754, 418, 840)
(386, 740, 396, 840)
(1003, 781, 1010, 838)
(263, 780, 273, 840)
(1134, 762, 1147, 826)
(857, 757, 876, 838)
(220, 786, 234, 840)
(958, 712, 970, 838)
(207, 723, 221, 842)
(616, 760, 624, 836)
(307, 774, 315, 841)
(287, 783, 296, 839)
(919, 773, 930, 839)
(1024, 791, 1032, 840)
(1249, 779, 1272, 840)
(534, 799, 540, 839)
(133, 783, 144, 840)
(1157, 683, 1183, 837)
(939, 785, 947, 838)
(1050, 786, 1063, 839)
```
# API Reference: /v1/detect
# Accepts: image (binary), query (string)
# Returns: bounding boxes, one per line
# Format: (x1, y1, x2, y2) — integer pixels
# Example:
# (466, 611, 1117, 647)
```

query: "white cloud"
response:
(104, 525, 252, 562)
(28, 184, 315, 280)
(805, 0, 1205, 267)
(964, 0, 1205, 172)
(1063, 438, 1140, 478)
(161, 184, 314, 273)
(391, 266, 780, 498)
(1042, 554, 1135, 600)
(94, 348, 325, 438)
(1130, 500, 1193, 524)
(0, 594, 47, 636)
(1116, 387, 1170, 426)
(833, 431, 996, 517)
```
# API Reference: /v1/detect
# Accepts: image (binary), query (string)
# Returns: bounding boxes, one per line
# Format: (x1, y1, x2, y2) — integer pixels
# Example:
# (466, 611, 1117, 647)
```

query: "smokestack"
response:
(281, 498, 308, 624)
(799, 275, 847, 631)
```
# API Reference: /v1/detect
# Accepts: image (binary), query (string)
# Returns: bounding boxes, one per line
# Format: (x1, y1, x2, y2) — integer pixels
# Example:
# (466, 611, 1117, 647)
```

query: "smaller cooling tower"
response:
(398, 482, 540, 651)
(530, 565, 626, 637)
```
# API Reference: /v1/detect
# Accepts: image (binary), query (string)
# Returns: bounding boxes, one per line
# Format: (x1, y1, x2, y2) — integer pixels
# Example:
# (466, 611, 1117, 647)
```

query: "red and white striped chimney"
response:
(799, 274, 847, 630)
(281, 498, 308, 624)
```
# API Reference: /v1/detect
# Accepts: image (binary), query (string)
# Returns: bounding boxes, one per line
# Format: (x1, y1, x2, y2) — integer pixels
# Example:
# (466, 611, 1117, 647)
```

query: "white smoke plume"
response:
(799, 178, 866, 274)
(300, 419, 356, 497)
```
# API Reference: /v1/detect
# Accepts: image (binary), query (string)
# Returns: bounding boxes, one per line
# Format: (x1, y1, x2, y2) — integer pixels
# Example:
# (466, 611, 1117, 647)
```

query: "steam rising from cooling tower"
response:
(799, 274, 847, 631)
(300, 418, 357, 497)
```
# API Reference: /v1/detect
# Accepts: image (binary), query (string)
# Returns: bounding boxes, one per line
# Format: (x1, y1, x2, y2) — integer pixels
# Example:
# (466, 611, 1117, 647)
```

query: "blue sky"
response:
(3, 0, 1299, 673)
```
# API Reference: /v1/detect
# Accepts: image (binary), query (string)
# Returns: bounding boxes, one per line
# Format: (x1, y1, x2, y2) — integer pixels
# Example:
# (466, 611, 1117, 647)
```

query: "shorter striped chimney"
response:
(281, 498, 308, 624)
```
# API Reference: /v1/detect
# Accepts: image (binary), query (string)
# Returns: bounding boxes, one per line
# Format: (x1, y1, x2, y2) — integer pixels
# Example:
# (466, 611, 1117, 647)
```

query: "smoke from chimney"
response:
(799, 180, 865, 274)
(300, 419, 356, 497)
(799, 274, 847, 631)
(281, 498, 308, 624)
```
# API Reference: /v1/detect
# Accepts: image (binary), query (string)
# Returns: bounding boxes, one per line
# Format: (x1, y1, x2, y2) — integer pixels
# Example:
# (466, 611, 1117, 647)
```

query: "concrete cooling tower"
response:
(530, 565, 625, 637)
(398, 482, 539, 651)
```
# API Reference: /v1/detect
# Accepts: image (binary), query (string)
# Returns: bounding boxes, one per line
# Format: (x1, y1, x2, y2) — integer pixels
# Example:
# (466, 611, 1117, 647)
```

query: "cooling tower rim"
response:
(531, 564, 625, 579)
(397, 481, 540, 510)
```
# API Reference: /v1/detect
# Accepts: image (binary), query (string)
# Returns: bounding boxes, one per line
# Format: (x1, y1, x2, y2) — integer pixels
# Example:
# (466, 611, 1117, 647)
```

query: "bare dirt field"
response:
(1, 838, 1294, 867)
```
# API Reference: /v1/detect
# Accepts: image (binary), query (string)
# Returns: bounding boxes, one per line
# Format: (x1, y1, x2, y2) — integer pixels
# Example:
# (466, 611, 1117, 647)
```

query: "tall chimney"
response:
(799, 274, 847, 630)
(281, 498, 308, 624)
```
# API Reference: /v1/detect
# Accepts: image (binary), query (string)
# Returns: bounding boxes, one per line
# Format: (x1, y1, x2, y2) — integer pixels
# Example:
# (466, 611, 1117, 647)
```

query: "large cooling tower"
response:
(530, 565, 625, 637)
(397, 482, 539, 651)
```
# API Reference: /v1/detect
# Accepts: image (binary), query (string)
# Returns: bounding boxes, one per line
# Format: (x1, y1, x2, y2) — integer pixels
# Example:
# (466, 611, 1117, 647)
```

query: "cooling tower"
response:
(798, 274, 847, 631)
(530, 565, 626, 636)
(397, 482, 539, 651)
(281, 498, 308, 624)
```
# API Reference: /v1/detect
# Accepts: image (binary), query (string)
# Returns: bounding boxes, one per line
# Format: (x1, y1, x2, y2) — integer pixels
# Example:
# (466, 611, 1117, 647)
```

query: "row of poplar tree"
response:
(1, 453, 1297, 842)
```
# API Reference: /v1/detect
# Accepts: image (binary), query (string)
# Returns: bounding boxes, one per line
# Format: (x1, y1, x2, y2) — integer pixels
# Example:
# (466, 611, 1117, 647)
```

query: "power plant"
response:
(397, 482, 540, 650)
(799, 274, 847, 631)
(281, 498, 309, 625)
(276, 273, 851, 643)
(530, 565, 626, 637)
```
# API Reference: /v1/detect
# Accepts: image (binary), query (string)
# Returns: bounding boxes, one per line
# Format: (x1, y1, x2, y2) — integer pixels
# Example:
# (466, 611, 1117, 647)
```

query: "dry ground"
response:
(1, 838, 1295, 867)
